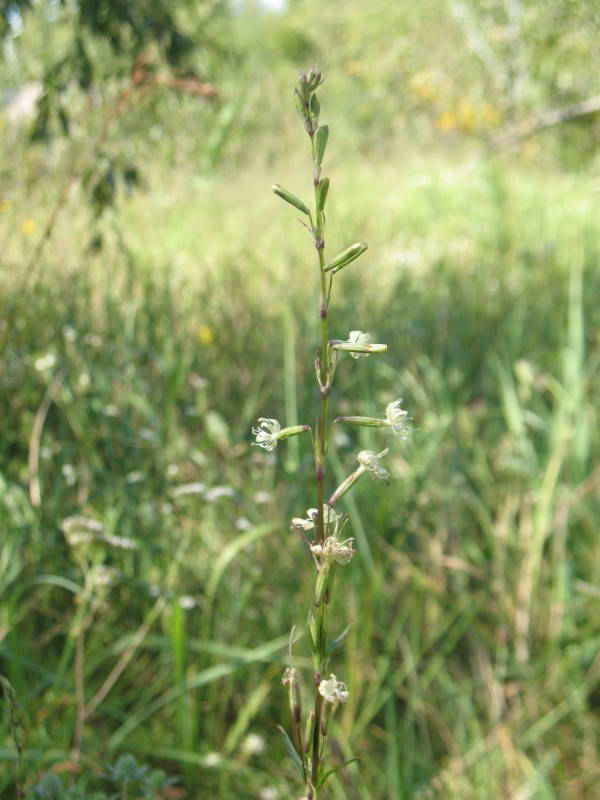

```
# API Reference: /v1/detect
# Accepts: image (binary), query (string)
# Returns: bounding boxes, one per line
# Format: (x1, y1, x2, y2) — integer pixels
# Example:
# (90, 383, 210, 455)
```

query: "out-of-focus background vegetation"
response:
(2, 1, 600, 797)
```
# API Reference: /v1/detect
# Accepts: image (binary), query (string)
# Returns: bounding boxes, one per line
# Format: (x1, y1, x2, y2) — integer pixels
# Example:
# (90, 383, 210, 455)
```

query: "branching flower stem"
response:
(260, 68, 407, 798)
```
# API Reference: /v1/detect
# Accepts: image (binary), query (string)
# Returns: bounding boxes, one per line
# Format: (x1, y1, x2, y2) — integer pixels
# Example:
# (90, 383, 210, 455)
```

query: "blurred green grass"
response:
(2, 143, 600, 798)
(2, 2, 600, 794)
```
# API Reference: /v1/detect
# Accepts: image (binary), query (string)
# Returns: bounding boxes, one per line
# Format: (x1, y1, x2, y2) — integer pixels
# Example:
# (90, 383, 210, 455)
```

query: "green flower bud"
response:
(335, 415, 387, 428)
(307, 610, 319, 654)
(294, 88, 309, 121)
(316, 177, 329, 213)
(306, 67, 323, 92)
(304, 711, 315, 754)
(323, 242, 368, 274)
(314, 125, 329, 167)
(272, 185, 311, 216)
(314, 562, 331, 606)
(310, 93, 320, 122)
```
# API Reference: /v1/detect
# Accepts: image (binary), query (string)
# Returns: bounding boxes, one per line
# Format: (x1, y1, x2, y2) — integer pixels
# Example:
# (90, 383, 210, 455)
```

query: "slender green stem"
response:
(311, 130, 331, 792)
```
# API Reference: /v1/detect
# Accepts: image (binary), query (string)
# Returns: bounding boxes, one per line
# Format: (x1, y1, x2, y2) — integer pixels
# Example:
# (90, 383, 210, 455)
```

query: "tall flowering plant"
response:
(253, 69, 410, 799)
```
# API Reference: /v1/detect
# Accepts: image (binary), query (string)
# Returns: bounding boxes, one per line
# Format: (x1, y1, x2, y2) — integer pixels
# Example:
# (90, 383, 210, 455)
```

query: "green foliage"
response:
(27, 755, 171, 799)
(2, 2, 600, 797)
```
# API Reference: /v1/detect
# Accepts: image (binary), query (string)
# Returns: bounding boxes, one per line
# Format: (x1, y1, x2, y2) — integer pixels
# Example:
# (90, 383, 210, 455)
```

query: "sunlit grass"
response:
(2, 121, 600, 797)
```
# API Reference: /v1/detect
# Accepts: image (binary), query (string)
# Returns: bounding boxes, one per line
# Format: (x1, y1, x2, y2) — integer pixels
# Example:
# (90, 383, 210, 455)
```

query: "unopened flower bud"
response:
(314, 562, 331, 606)
(294, 88, 309, 120)
(306, 67, 323, 91)
(307, 610, 319, 654)
(323, 242, 368, 274)
(314, 125, 329, 167)
(316, 177, 329, 213)
(310, 93, 320, 121)
(272, 184, 311, 216)
(335, 415, 387, 429)
(304, 711, 315, 753)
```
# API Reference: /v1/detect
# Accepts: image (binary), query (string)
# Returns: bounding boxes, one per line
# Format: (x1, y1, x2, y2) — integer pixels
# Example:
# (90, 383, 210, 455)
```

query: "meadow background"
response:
(2, 1, 600, 798)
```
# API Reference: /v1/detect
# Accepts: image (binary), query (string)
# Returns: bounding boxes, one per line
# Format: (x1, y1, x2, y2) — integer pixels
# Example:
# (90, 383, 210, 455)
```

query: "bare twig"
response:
(491, 93, 600, 151)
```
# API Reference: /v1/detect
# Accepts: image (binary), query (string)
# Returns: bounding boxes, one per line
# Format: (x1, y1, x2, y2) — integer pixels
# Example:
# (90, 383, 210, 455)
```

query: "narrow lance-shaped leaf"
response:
(276, 724, 304, 778)
(327, 623, 352, 657)
(317, 759, 359, 790)
(272, 184, 311, 216)
(323, 242, 368, 274)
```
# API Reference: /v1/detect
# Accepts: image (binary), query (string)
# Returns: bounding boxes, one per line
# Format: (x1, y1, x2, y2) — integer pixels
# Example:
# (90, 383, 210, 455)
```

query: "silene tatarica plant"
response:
(252, 69, 410, 799)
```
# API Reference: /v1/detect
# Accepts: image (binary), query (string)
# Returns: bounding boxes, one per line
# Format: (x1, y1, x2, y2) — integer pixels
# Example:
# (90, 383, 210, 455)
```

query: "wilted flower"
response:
(328, 448, 391, 506)
(357, 448, 390, 482)
(336, 399, 410, 441)
(282, 667, 302, 723)
(310, 536, 355, 565)
(252, 418, 309, 451)
(318, 674, 349, 705)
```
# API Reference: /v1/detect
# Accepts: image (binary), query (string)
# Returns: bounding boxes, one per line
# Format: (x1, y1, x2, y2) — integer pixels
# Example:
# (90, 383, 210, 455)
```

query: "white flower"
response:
(204, 485, 235, 502)
(385, 399, 411, 440)
(347, 330, 372, 359)
(330, 330, 387, 359)
(252, 418, 282, 450)
(310, 536, 355, 565)
(34, 353, 56, 371)
(172, 482, 206, 497)
(252, 419, 309, 451)
(241, 733, 266, 757)
(318, 674, 349, 705)
(291, 505, 342, 533)
(357, 448, 390, 482)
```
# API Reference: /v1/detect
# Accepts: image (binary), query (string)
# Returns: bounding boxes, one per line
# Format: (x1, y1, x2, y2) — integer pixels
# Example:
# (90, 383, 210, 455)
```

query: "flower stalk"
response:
(254, 68, 410, 797)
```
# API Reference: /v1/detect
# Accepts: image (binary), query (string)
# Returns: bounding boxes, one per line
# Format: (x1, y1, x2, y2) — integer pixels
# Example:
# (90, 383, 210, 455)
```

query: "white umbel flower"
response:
(357, 448, 390, 482)
(310, 536, 355, 565)
(318, 674, 349, 705)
